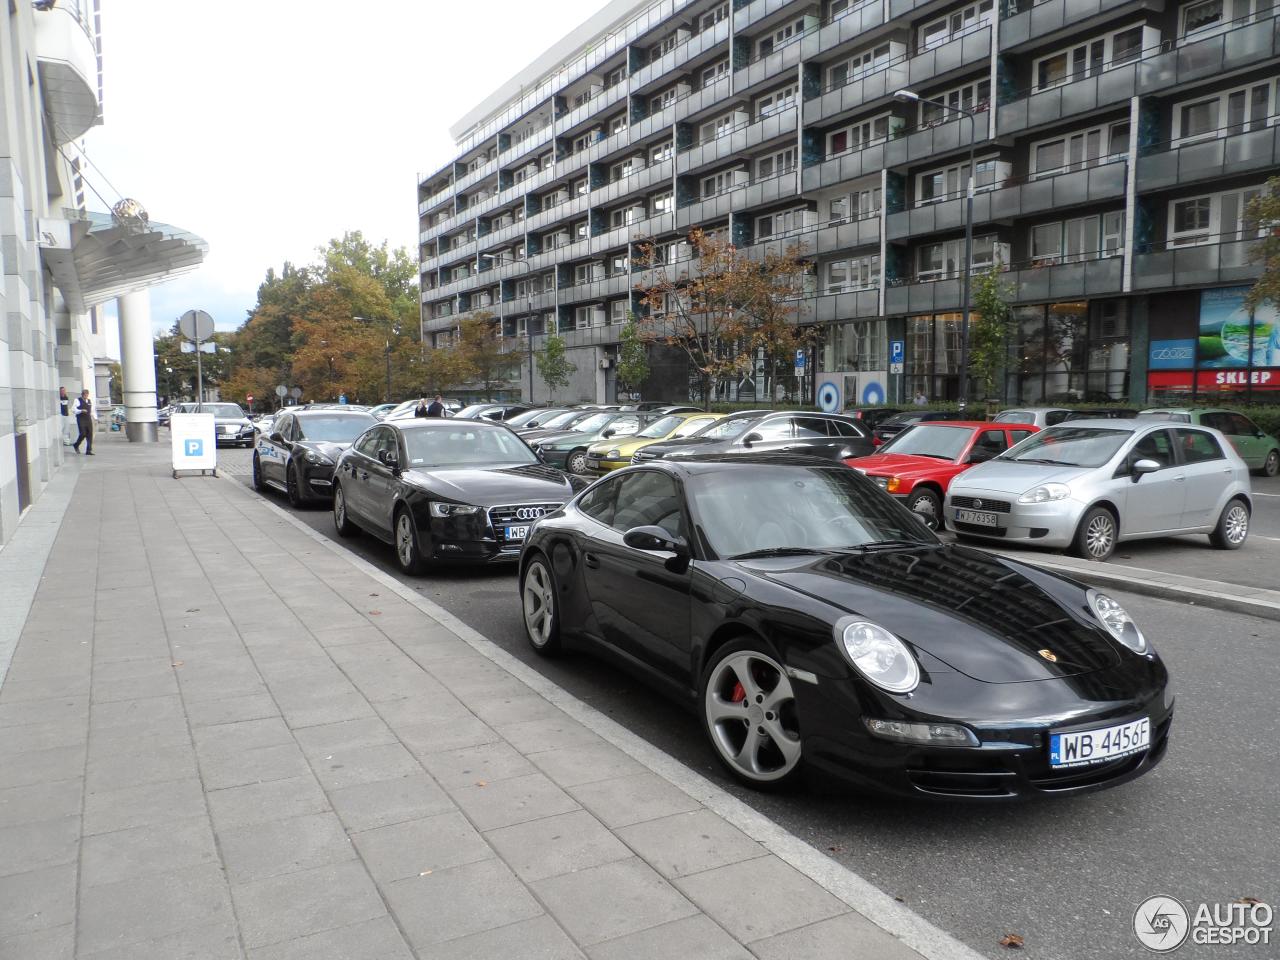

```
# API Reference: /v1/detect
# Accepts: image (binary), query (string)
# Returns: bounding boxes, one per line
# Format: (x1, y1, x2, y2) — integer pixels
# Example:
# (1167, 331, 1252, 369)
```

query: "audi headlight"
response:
(429, 502, 482, 518)
(1087, 589, 1148, 654)
(1018, 482, 1071, 503)
(304, 451, 332, 465)
(836, 619, 919, 693)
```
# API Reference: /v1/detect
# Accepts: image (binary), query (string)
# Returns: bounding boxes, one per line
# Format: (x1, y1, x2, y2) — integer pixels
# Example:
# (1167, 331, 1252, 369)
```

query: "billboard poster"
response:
(1197, 286, 1280, 368)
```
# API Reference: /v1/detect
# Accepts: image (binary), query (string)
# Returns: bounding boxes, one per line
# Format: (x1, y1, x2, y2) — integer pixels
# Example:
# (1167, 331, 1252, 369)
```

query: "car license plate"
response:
(1050, 717, 1150, 769)
(955, 508, 999, 527)
(504, 525, 530, 541)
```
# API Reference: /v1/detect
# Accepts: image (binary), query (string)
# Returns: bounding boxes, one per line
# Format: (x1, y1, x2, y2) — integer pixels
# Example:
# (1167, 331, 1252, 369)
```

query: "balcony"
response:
(884, 113, 987, 167)
(672, 76, 732, 125)
(419, 182, 456, 218)
(1132, 235, 1262, 291)
(558, 272, 637, 305)
(496, 122, 556, 172)
(557, 83, 631, 139)
(734, 0, 803, 32)
(800, 0, 886, 61)
(629, 18, 731, 92)
(1001, 0, 1164, 51)
(813, 288, 882, 322)
(591, 159, 674, 209)
(810, 214, 884, 255)
(732, 33, 806, 98)
(454, 156, 501, 196)
(677, 109, 797, 176)
(908, 25, 993, 91)
(803, 139, 894, 193)
(34, 0, 100, 144)
(804, 58, 910, 127)
(1137, 125, 1280, 191)
(885, 253, 1123, 312)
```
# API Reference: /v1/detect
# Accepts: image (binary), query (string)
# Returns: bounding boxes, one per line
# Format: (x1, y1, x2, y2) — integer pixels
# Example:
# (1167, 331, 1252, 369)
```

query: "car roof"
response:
(1042, 418, 1205, 431)
(998, 406, 1070, 413)
(899, 420, 1025, 430)
(388, 417, 509, 430)
(291, 409, 376, 418)
(639, 453, 850, 474)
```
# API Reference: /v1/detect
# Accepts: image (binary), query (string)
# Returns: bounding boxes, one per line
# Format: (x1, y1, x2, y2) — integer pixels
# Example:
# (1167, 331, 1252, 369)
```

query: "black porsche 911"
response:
(517, 455, 1172, 799)
(253, 409, 377, 505)
(331, 419, 588, 574)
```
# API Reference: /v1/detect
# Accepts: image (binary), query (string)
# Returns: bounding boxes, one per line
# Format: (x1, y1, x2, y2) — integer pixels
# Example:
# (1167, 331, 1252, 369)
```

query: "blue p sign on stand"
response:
(890, 340, 905, 365)
(184, 439, 203, 457)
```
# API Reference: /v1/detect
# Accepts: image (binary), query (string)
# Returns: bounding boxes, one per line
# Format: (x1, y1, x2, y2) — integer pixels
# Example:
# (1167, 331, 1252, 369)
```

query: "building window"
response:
(1009, 300, 1131, 404)
(609, 299, 630, 324)
(919, 78, 992, 125)
(608, 252, 630, 275)
(610, 158, 637, 182)
(828, 42, 897, 89)
(825, 254, 881, 292)
(827, 113, 899, 155)
(756, 83, 798, 119)
(756, 16, 808, 58)
(604, 65, 626, 89)
(1033, 24, 1150, 91)
(609, 204, 645, 228)
(823, 319, 886, 372)
(1030, 121, 1130, 175)
(608, 113, 628, 136)
(699, 112, 738, 143)
(755, 146, 797, 180)
(756, 207, 810, 240)
(827, 186, 881, 224)
(918, 0, 993, 52)
(701, 58, 730, 88)
(1168, 185, 1266, 246)
(1172, 80, 1276, 143)
(541, 272, 557, 292)
(700, 2, 729, 31)
(573, 219, 588, 240)
(702, 169, 747, 198)
(916, 156, 1008, 204)
(916, 235, 1007, 280)
(651, 87, 680, 113)
(1030, 212, 1125, 264)
(652, 191, 674, 215)
(572, 177, 589, 196)
(574, 305, 604, 329)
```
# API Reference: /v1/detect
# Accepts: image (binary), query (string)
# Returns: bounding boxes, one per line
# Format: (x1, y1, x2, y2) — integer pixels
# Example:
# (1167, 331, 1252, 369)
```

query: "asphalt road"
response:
(221, 448, 1278, 960)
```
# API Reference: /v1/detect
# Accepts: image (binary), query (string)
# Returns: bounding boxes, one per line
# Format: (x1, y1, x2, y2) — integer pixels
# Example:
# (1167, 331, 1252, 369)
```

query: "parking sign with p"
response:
(171, 413, 217, 478)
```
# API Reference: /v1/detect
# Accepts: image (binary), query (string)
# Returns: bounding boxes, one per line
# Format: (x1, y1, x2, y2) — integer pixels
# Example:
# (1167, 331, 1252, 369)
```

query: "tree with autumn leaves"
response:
(633, 229, 812, 409)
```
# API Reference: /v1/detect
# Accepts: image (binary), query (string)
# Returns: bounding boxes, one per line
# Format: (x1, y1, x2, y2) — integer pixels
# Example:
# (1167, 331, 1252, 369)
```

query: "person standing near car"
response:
(413, 397, 430, 418)
(426, 395, 446, 418)
(59, 386, 73, 445)
(72, 389, 94, 455)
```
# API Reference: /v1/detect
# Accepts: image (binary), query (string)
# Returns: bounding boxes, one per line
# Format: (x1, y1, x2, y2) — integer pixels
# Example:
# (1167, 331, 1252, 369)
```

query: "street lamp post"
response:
(488, 254, 536, 403)
(896, 89, 979, 413)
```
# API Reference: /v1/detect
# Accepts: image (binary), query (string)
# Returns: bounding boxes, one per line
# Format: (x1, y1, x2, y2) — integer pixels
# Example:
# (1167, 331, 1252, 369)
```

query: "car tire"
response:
(251, 453, 265, 492)
(566, 449, 590, 475)
(905, 488, 942, 530)
(699, 637, 803, 791)
(332, 484, 359, 539)
(1262, 449, 1280, 478)
(519, 554, 562, 657)
(393, 506, 426, 575)
(286, 462, 304, 508)
(1209, 497, 1249, 550)
(1071, 506, 1117, 562)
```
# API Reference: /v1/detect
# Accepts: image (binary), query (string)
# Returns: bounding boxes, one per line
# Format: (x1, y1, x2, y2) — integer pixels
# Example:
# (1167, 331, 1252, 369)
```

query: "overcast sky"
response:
(85, 0, 606, 342)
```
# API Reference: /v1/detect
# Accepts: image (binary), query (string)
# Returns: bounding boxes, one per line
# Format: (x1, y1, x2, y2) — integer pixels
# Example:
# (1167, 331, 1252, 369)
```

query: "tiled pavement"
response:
(0, 443, 928, 960)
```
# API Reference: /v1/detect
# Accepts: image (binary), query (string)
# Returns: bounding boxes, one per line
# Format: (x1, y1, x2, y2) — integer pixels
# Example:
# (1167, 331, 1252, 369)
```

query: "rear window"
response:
(994, 410, 1034, 424)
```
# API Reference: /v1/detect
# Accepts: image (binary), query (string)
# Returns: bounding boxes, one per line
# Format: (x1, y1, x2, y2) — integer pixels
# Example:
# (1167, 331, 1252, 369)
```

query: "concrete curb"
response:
(992, 550, 1280, 623)
(221, 472, 989, 960)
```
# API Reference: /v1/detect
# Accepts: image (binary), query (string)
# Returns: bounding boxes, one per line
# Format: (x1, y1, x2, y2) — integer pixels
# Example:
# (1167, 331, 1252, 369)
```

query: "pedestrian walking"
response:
(59, 386, 73, 445)
(913, 390, 928, 406)
(426, 395, 446, 418)
(72, 389, 94, 455)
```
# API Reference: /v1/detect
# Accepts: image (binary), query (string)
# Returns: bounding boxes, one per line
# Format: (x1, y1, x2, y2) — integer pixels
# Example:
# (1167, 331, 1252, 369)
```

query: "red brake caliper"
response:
(730, 681, 746, 703)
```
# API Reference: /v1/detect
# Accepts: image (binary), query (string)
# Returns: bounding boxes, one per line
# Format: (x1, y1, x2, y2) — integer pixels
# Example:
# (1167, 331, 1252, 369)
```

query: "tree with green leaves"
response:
(968, 263, 1015, 404)
(616, 317, 650, 399)
(1245, 179, 1280, 345)
(535, 334, 576, 402)
(455, 311, 518, 400)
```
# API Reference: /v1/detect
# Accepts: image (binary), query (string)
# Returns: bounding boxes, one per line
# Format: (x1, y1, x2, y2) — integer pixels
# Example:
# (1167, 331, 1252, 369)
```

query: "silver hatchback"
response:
(944, 419, 1253, 560)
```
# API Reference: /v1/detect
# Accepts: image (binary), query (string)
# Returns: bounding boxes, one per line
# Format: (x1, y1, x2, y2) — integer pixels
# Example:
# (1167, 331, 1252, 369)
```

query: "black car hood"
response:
(642, 437, 728, 457)
(401, 462, 574, 505)
(744, 545, 1121, 683)
(297, 440, 352, 459)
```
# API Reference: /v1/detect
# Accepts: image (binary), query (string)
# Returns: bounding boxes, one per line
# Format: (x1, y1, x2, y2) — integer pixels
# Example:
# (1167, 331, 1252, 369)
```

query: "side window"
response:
(1199, 412, 1228, 433)
(578, 477, 620, 527)
(1126, 429, 1175, 471)
(792, 417, 832, 438)
(352, 430, 378, 456)
(279, 416, 295, 441)
(974, 430, 1008, 455)
(750, 417, 794, 441)
(1176, 428, 1223, 464)
(1228, 414, 1258, 436)
(608, 416, 642, 438)
(612, 471, 684, 538)
(1009, 429, 1035, 445)
(831, 419, 866, 438)
(1045, 410, 1071, 425)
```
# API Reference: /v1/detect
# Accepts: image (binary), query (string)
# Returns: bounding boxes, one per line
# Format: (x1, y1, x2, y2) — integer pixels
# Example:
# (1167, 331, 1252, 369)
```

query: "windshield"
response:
(298, 416, 375, 443)
(402, 425, 538, 468)
(689, 466, 934, 558)
(877, 424, 973, 460)
(1004, 426, 1131, 467)
(637, 415, 684, 439)
(698, 417, 757, 440)
(536, 410, 586, 430)
(674, 416, 717, 438)
(881, 414, 922, 426)
(571, 413, 614, 433)
(201, 404, 244, 418)
(507, 408, 566, 428)
(454, 404, 497, 420)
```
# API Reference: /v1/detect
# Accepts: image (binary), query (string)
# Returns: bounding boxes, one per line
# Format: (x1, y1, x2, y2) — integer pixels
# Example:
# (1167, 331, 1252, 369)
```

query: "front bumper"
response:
(298, 462, 337, 500)
(411, 503, 562, 566)
(944, 490, 1085, 548)
(586, 454, 628, 474)
(215, 427, 254, 446)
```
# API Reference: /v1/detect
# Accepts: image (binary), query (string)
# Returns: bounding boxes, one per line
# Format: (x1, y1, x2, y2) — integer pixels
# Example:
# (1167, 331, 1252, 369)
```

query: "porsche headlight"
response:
(1088, 589, 1148, 654)
(429, 502, 482, 518)
(1019, 483, 1071, 503)
(304, 451, 332, 465)
(836, 619, 919, 693)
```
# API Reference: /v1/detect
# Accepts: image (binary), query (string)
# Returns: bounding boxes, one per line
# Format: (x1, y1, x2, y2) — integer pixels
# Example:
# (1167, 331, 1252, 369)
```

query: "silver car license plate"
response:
(955, 508, 998, 527)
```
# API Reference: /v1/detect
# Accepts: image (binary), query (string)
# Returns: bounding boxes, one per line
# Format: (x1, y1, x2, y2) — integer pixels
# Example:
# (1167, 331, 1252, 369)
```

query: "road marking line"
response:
(223, 474, 986, 960)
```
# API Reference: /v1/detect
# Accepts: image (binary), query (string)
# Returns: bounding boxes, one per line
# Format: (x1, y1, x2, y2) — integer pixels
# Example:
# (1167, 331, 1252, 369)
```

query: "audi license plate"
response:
(504, 525, 530, 542)
(954, 508, 998, 527)
(1050, 717, 1149, 769)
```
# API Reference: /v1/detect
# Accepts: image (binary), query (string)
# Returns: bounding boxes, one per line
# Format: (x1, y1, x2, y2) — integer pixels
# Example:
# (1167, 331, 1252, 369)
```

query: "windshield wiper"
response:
(842, 539, 938, 553)
(1011, 457, 1075, 465)
(728, 547, 832, 561)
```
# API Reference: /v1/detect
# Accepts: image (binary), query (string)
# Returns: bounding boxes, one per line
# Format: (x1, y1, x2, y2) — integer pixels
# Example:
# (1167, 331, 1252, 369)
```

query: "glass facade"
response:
(1006, 299, 1130, 403)
(904, 313, 964, 403)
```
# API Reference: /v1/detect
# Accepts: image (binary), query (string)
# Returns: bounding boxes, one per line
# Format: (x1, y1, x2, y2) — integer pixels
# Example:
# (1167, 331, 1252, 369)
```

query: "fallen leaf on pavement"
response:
(369, 593, 379, 597)
(894, 896, 905, 903)
(171, 661, 184, 667)
(999, 934, 1025, 949)
(419, 870, 432, 876)
(475, 780, 487, 787)
(368, 610, 382, 616)
(1236, 897, 1262, 905)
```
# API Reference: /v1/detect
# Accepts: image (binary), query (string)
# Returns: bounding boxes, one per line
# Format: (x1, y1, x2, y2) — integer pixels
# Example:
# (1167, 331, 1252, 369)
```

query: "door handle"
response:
(584, 552, 600, 569)
(1173, 475, 1185, 482)
(360, 471, 369, 481)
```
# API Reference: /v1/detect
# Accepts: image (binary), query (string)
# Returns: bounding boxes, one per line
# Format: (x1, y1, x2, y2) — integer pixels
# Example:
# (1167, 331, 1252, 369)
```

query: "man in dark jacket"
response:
(425, 395, 446, 418)
(72, 389, 94, 455)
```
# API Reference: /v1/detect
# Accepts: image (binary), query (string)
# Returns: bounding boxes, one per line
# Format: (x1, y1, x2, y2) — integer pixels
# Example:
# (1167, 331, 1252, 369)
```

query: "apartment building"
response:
(418, 0, 1280, 407)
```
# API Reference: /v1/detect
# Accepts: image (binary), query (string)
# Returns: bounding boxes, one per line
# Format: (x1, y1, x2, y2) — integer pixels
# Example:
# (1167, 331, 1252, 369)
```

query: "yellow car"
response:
(586, 411, 723, 473)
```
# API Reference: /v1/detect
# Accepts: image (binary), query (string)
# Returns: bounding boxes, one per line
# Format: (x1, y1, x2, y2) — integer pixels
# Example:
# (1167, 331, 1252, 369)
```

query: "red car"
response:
(845, 421, 1039, 527)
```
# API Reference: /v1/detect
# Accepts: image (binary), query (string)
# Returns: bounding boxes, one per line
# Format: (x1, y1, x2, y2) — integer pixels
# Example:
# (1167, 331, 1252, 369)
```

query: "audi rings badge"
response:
(515, 506, 547, 521)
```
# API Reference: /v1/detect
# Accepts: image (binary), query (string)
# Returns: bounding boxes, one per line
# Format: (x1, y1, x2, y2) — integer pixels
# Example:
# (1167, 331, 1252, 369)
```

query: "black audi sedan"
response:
(331, 419, 587, 574)
(633, 410, 872, 463)
(517, 455, 1171, 799)
(253, 409, 377, 506)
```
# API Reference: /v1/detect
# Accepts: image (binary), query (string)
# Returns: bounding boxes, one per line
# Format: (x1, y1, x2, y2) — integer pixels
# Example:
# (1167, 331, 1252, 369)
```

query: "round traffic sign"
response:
(178, 309, 215, 341)
(289, 387, 303, 399)
(275, 384, 288, 397)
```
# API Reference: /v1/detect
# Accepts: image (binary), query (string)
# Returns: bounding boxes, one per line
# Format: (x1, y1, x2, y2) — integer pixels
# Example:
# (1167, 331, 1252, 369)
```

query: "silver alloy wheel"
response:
(522, 560, 554, 647)
(1225, 503, 1249, 545)
(334, 487, 346, 526)
(396, 513, 416, 567)
(567, 450, 589, 475)
(1085, 512, 1115, 559)
(704, 650, 801, 782)
(1265, 450, 1280, 477)
(908, 491, 940, 529)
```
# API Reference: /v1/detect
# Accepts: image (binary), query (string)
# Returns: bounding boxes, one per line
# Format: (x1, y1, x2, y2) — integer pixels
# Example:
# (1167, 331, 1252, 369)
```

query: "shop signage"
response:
(1148, 369, 1280, 393)
(1198, 286, 1280, 368)
(1148, 339, 1196, 369)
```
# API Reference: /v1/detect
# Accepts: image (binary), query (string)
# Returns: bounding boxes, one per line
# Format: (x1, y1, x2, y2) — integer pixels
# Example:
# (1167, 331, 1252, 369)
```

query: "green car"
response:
(1138, 407, 1280, 476)
(530, 411, 655, 475)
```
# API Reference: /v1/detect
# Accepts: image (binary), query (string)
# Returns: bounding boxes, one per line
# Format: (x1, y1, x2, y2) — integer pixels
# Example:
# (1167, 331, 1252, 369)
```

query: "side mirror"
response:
(269, 432, 284, 444)
(602, 429, 616, 439)
(1131, 458, 1160, 482)
(623, 525, 690, 557)
(379, 449, 400, 470)
(742, 432, 763, 446)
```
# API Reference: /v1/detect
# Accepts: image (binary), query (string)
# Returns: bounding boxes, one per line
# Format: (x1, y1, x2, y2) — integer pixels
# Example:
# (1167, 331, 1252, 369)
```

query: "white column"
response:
(117, 290, 159, 442)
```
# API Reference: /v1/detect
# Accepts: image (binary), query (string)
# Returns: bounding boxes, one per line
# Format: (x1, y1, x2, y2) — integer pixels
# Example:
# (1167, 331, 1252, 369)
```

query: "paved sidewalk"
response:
(0, 442, 934, 960)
